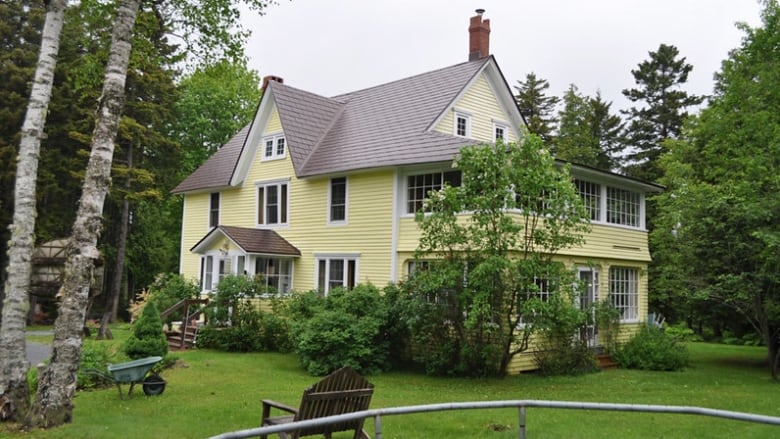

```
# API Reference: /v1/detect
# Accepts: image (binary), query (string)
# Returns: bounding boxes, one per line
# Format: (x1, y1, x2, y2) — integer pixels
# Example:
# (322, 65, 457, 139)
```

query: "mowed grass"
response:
(6, 329, 780, 438)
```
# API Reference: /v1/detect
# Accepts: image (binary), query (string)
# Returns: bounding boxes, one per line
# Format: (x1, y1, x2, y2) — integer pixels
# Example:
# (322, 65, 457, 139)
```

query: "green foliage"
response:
(140, 273, 201, 323)
(284, 285, 397, 376)
(531, 291, 598, 376)
(513, 72, 560, 143)
(613, 325, 689, 371)
(198, 301, 290, 353)
(594, 299, 622, 354)
(555, 86, 622, 170)
(664, 323, 702, 342)
(410, 135, 591, 376)
(77, 343, 117, 390)
(652, 1, 780, 379)
(124, 302, 168, 360)
(622, 43, 703, 181)
(197, 274, 290, 352)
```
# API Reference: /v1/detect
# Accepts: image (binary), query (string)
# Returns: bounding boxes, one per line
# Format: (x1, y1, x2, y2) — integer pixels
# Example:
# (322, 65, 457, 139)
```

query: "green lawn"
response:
(6, 330, 779, 438)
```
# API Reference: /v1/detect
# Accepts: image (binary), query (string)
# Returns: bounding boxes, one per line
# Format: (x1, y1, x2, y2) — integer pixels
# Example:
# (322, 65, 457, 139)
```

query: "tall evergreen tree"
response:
(621, 44, 703, 181)
(555, 85, 622, 171)
(514, 72, 560, 144)
(652, 0, 780, 379)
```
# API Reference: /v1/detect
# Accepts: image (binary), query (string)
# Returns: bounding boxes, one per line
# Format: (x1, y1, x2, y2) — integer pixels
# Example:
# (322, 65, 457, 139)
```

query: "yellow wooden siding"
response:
(280, 170, 396, 291)
(433, 73, 517, 143)
(179, 193, 209, 282)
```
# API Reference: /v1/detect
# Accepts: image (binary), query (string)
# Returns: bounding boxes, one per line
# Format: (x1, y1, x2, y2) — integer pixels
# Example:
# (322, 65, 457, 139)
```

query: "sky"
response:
(242, 0, 764, 111)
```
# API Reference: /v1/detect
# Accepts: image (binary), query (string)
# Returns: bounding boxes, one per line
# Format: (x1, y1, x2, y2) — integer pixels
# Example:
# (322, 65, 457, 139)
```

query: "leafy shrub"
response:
(614, 325, 689, 371)
(77, 342, 117, 390)
(131, 273, 201, 323)
(285, 284, 395, 376)
(664, 323, 702, 342)
(531, 293, 597, 376)
(124, 302, 169, 359)
(197, 301, 291, 352)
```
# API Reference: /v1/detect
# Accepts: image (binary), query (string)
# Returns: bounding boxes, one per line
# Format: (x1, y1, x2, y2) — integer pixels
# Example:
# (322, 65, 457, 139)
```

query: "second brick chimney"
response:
(468, 9, 490, 61)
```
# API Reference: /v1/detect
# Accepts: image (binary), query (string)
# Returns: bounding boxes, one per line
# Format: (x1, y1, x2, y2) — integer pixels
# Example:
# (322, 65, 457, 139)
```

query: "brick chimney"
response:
(261, 75, 284, 92)
(468, 9, 490, 61)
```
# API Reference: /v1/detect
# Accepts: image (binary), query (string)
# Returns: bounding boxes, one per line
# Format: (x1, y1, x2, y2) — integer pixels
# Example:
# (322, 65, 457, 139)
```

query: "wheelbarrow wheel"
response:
(142, 374, 166, 396)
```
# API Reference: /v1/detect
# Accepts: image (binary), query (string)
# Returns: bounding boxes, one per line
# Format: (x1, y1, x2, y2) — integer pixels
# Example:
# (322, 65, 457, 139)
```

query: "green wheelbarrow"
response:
(88, 356, 166, 399)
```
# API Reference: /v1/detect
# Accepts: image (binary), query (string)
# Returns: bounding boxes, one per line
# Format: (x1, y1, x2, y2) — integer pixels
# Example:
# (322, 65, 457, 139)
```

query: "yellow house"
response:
(173, 12, 662, 372)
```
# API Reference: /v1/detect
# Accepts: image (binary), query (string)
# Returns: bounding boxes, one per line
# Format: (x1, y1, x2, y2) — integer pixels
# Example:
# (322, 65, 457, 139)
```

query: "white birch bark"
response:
(29, 0, 141, 427)
(0, 0, 67, 422)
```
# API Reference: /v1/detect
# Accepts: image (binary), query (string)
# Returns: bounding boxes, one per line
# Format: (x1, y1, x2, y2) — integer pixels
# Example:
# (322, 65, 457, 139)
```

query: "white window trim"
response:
(402, 168, 462, 216)
(251, 255, 295, 296)
(314, 253, 360, 295)
(454, 110, 472, 138)
(208, 192, 220, 229)
(327, 176, 348, 226)
(200, 251, 243, 292)
(492, 120, 509, 142)
(255, 178, 290, 228)
(609, 266, 640, 323)
(262, 132, 286, 161)
(574, 177, 647, 231)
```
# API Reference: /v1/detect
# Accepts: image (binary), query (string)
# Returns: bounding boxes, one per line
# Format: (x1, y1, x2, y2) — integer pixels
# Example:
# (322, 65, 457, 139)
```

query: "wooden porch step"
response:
(595, 353, 619, 370)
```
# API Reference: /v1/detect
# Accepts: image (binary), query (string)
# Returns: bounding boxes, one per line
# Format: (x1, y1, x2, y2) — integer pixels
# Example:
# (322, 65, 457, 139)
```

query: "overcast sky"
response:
(242, 0, 763, 111)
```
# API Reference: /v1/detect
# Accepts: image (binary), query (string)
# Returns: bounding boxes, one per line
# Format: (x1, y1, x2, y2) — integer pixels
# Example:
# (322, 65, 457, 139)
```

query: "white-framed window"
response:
(606, 187, 640, 227)
(609, 267, 639, 322)
(406, 170, 462, 214)
(262, 134, 286, 160)
(315, 254, 358, 295)
(454, 111, 471, 137)
(255, 256, 293, 295)
(209, 192, 220, 228)
(575, 179, 601, 221)
(257, 180, 289, 226)
(493, 122, 508, 142)
(200, 254, 232, 291)
(329, 176, 347, 224)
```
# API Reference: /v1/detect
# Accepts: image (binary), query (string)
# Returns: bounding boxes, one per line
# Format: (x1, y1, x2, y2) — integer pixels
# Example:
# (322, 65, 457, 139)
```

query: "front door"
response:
(578, 267, 600, 347)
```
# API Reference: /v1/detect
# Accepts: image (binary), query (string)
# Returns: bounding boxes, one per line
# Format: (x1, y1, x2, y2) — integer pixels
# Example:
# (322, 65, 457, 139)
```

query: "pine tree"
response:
(514, 72, 560, 144)
(621, 44, 703, 181)
(555, 86, 622, 171)
(124, 302, 168, 359)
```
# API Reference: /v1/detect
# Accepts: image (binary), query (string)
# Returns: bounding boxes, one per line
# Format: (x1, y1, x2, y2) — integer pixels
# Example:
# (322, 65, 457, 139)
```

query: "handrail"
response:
(159, 298, 209, 349)
(209, 400, 780, 439)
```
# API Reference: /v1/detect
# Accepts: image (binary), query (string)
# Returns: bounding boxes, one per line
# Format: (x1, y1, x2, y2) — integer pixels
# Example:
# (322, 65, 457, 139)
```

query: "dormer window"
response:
(263, 134, 285, 160)
(454, 111, 471, 138)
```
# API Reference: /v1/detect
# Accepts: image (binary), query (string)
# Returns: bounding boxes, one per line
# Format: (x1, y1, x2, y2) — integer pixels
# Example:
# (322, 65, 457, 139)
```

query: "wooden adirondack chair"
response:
(260, 366, 374, 439)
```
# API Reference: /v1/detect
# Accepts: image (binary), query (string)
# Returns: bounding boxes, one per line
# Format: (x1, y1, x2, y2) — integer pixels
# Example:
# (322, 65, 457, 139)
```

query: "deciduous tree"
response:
(652, 0, 780, 379)
(0, 0, 67, 422)
(411, 136, 590, 376)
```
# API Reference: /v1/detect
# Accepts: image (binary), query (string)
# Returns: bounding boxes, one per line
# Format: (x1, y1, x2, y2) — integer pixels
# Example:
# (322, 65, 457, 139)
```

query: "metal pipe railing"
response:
(209, 399, 780, 439)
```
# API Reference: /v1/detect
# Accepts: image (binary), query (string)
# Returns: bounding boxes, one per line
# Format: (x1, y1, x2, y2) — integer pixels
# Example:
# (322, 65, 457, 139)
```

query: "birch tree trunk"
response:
(28, 0, 141, 427)
(0, 0, 67, 423)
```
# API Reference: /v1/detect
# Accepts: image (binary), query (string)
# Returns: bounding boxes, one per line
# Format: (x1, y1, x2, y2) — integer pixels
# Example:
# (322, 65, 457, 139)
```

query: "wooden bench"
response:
(260, 366, 374, 439)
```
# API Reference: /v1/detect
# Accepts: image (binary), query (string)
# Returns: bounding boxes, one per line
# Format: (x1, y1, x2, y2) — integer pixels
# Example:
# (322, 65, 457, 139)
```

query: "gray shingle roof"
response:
(191, 225, 301, 256)
(173, 57, 491, 193)
(172, 125, 250, 194)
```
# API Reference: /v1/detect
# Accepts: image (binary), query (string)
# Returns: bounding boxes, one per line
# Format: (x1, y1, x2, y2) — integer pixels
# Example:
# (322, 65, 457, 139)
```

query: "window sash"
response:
(258, 183, 288, 225)
(606, 187, 640, 227)
(255, 257, 293, 294)
(209, 192, 220, 228)
(330, 177, 347, 222)
(609, 267, 638, 321)
(406, 170, 461, 214)
(263, 135, 286, 159)
(317, 257, 357, 294)
(575, 179, 601, 221)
